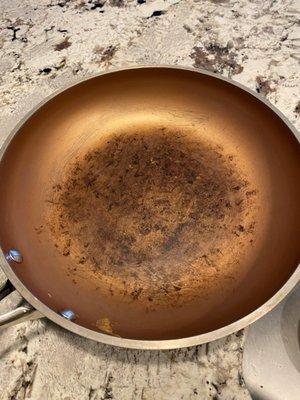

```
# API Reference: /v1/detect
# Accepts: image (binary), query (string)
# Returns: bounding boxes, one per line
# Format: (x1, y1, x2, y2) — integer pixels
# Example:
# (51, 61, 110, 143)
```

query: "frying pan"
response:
(0, 66, 299, 350)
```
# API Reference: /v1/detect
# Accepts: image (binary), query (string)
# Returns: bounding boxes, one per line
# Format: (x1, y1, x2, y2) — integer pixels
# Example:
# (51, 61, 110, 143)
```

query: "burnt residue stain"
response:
(34, 225, 44, 234)
(54, 36, 72, 51)
(255, 76, 275, 96)
(47, 128, 258, 305)
(294, 101, 300, 116)
(191, 43, 243, 75)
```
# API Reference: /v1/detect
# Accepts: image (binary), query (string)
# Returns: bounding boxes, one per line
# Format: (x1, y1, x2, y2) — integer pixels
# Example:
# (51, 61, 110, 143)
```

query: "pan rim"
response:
(0, 64, 299, 350)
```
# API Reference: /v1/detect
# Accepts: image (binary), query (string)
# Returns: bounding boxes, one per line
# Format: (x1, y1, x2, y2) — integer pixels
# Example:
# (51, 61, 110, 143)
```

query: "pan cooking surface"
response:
(0, 67, 299, 340)
(47, 127, 258, 307)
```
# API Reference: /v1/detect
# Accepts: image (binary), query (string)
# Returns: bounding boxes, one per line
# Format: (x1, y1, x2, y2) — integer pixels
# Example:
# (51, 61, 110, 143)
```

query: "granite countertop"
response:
(0, 1, 299, 399)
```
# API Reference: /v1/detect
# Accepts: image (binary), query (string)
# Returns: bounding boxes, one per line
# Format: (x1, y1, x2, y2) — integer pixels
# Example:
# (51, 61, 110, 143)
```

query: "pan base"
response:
(46, 124, 258, 309)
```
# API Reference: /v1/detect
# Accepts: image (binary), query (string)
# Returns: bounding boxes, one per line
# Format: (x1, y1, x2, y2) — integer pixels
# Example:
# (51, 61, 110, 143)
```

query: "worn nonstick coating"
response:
(0, 67, 299, 340)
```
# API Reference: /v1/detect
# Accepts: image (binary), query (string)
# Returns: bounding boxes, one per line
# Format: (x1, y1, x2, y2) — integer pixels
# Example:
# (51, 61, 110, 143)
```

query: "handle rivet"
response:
(59, 309, 75, 320)
(6, 249, 23, 263)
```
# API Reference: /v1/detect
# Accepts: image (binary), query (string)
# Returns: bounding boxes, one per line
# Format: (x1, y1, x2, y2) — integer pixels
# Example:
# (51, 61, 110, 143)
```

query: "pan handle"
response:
(0, 279, 42, 329)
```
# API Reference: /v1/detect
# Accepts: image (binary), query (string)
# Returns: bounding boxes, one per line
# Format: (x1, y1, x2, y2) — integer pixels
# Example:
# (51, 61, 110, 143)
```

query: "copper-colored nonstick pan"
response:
(0, 66, 299, 349)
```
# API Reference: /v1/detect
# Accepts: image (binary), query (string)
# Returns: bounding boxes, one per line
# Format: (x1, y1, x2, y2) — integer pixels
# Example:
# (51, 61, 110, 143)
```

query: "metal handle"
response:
(0, 279, 42, 329)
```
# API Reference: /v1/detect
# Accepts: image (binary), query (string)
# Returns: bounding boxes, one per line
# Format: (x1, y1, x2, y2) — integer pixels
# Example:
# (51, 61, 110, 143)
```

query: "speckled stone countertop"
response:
(0, 1, 299, 399)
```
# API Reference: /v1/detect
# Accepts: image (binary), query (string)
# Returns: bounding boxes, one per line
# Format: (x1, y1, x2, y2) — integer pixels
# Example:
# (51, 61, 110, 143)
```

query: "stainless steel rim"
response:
(0, 65, 299, 350)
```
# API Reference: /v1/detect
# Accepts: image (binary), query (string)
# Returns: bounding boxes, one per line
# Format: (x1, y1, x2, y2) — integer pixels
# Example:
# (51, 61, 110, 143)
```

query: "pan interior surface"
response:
(0, 67, 299, 340)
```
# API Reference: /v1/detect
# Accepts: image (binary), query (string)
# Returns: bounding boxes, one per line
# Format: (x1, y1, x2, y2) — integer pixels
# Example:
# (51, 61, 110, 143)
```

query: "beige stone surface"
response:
(0, 0, 299, 399)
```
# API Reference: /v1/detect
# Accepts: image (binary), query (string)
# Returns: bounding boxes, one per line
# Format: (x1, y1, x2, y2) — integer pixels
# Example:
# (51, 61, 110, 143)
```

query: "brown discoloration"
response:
(47, 128, 257, 305)
(255, 76, 275, 97)
(294, 101, 300, 116)
(191, 43, 243, 75)
(54, 36, 71, 51)
(95, 317, 113, 334)
(34, 225, 44, 234)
